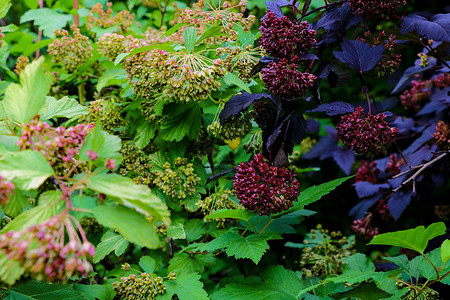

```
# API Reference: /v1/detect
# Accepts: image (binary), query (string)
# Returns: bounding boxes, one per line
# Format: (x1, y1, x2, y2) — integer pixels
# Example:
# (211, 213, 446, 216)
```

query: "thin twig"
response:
(299, 0, 346, 20)
(392, 164, 423, 179)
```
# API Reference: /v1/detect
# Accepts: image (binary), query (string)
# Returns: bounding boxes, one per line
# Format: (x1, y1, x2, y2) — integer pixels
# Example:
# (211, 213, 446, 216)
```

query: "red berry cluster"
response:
(336, 106, 398, 155)
(261, 59, 316, 99)
(259, 10, 316, 60)
(350, 214, 379, 238)
(348, 0, 406, 19)
(433, 73, 450, 90)
(0, 176, 15, 206)
(0, 214, 94, 282)
(233, 153, 300, 215)
(387, 153, 404, 175)
(400, 80, 432, 111)
(355, 161, 380, 183)
(433, 121, 450, 150)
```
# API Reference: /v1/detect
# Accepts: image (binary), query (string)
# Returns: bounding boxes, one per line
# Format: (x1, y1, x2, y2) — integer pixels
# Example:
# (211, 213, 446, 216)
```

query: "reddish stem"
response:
(34, 0, 44, 59)
(73, 0, 80, 27)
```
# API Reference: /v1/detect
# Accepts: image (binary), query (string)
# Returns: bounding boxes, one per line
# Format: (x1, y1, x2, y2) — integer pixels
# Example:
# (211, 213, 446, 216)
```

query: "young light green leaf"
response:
(20, 8, 72, 38)
(6, 280, 85, 299)
(442, 239, 450, 264)
(93, 205, 161, 249)
(415, 247, 450, 282)
(205, 209, 256, 222)
(3, 56, 52, 123)
(183, 27, 197, 53)
(0, 24, 18, 33)
(2, 189, 29, 217)
(160, 103, 201, 141)
(0, 150, 54, 190)
(0, 253, 25, 286)
(96, 68, 127, 92)
(93, 230, 130, 263)
(161, 23, 186, 37)
(38, 96, 88, 120)
(0, 0, 11, 19)
(196, 25, 223, 45)
(167, 223, 186, 240)
(333, 282, 393, 300)
(79, 122, 122, 167)
(184, 219, 208, 242)
(86, 173, 170, 224)
(139, 256, 159, 274)
(163, 273, 209, 300)
(223, 72, 252, 93)
(368, 222, 447, 254)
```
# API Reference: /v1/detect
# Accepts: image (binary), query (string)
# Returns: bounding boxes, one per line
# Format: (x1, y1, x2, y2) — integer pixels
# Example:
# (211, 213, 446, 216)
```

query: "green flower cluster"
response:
(216, 45, 264, 82)
(87, 2, 134, 32)
(152, 158, 201, 199)
(113, 272, 175, 300)
(80, 217, 103, 235)
(299, 225, 356, 278)
(243, 130, 262, 154)
(188, 126, 215, 156)
(14, 55, 29, 75)
(208, 113, 253, 142)
(78, 100, 127, 134)
(97, 33, 128, 61)
(119, 141, 155, 185)
(196, 189, 242, 228)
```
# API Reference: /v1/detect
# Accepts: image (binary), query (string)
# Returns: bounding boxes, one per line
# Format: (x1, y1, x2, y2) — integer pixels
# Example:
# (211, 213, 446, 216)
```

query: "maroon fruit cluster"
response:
(433, 73, 450, 90)
(387, 153, 404, 175)
(261, 59, 316, 99)
(348, 0, 406, 19)
(0, 176, 15, 206)
(400, 79, 432, 111)
(336, 106, 398, 155)
(433, 121, 450, 150)
(233, 153, 300, 215)
(351, 214, 379, 238)
(355, 161, 380, 183)
(259, 10, 316, 59)
(0, 214, 94, 282)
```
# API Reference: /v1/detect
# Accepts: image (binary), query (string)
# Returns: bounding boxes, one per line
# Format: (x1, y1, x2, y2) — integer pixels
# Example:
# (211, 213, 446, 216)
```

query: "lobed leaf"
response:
(333, 38, 384, 73)
(400, 13, 450, 42)
(205, 209, 256, 222)
(162, 273, 208, 300)
(219, 92, 272, 122)
(38, 96, 88, 120)
(5, 280, 84, 299)
(93, 230, 129, 263)
(442, 240, 450, 264)
(20, 8, 71, 38)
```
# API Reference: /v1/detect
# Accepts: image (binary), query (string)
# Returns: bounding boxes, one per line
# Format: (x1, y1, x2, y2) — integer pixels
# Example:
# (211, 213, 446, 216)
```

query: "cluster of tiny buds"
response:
(97, 33, 128, 61)
(119, 141, 154, 185)
(48, 26, 93, 73)
(0, 214, 94, 282)
(87, 2, 135, 32)
(78, 99, 127, 134)
(233, 153, 300, 215)
(336, 106, 398, 155)
(0, 175, 15, 206)
(348, 0, 406, 19)
(14, 55, 30, 75)
(207, 113, 253, 142)
(152, 157, 201, 200)
(0, 28, 4, 46)
(243, 130, 263, 155)
(112, 270, 176, 299)
(433, 121, 450, 150)
(398, 283, 440, 300)
(196, 189, 242, 228)
(387, 153, 404, 176)
(216, 45, 264, 82)
(355, 160, 380, 183)
(351, 213, 379, 238)
(433, 73, 450, 90)
(400, 79, 432, 111)
(80, 217, 103, 235)
(300, 224, 356, 278)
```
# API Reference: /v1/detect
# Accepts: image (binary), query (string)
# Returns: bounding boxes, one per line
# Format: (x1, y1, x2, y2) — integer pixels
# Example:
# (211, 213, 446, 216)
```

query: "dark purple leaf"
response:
(333, 38, 384, 73)
(307, 101, 354, 116)
(407, 144, 437, 166)
(314, 3, 362, 31)
(400, 13, 450, 42)
(265, 1, 284, 18)
(353, 182, 389, 199)
(328, 64, 350, 87)
(298, 53, 318, 60)
(431, 86, 450, 103)
(316, 62, 332, 79)
(274, 0, 300, 7)
(392, 62, 437, 94)
(303, 135, 337, 160)
(306, 119, 320, 132)
(375, 156, 390, 173)
(392, 117, 415, 135)
(325, 126, 339, 141)
(349, 193, 382, 219)
(332, 147, 355, 175)
(388, 191, 413, 220)
(220, 92, 272, 122)
(416, 99, 446, 116)
(267, 115, 291, 150)
(403, 125, 436, 155)
(290, 114, 307, 144)
(260, 56, 279, 63)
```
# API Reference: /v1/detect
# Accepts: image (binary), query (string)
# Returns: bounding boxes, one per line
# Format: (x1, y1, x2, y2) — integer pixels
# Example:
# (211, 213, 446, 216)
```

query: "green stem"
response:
(246, 221, 258, 233)
(422, 253, 440, 279)
(78, 82, 86, 105)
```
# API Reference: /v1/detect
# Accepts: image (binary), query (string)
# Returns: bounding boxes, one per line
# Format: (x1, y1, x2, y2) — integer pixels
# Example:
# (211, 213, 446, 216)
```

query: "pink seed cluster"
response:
(336, 106, 398, 155)
(433, 121, 450, 150)
(261, 59, 316, 99)
(348, 0, 406, 19)
(0, 214, 94, 282)
(351, 214, 379, 238)
(433, 73, 450, 90)
(259, 10, 316, 60)
(0, 176, 15, 206)
(87, 2, 135, 32)
(233, 153, 300, 215)
(387, 153, 404, 175)
(355, 161, 379, 183)
(400, 80, 432, 111)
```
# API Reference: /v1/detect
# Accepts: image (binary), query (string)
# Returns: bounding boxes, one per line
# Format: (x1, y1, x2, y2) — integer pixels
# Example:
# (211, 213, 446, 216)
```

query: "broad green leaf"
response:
(2, 188, 29, 217)
(73, 284, 109, 300)
(93, 230, 129, 263)
(168, 252, 215, 274)
(1, 190, 64, 233)
(273, 176, 353, 217)
(3, 56, 52, 123)
(184, 219, 208, 242)
(92, 205, 161, 249)
(0, 252, 25, 285)
(86, 173, 170, 224)
(223, 72, 252, 93)
(385, 254, 420, 281)
(333, 282, 392, 300)
(0, 24, 18, 33)
(5, 280, 85, 299)
(167, 223, 186, 240)
(183, 27, 197, 53)
(442, 239, 450, 264)
(0, 0, 11, 19)
(160, 103, 201, 141)
(96, 68, 127, 92)
(23, 39, 54, 56)
(38, 96, 88, 120)
(162, 273, 208, 300)
(414, 248, 450, 283)
(139, 256, 159, 273)
(20, 8, 72, 38)
(79, 122, 122, 167)
(196, 25, 223, 44)
(205, 209, 256, 222)
(134, 120, 157, 149)
(0, 150, 54, 190)
(114, 43, 174, 65)
(368, 222, 447, 254)
(161, 23, 186, 37)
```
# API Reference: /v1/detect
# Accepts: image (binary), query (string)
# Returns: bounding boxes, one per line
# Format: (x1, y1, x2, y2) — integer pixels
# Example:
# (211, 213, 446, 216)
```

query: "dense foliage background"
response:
(0, 0, 449, 299)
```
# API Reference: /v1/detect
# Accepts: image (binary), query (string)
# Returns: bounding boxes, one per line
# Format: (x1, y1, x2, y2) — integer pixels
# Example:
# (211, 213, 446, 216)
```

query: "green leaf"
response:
(223, 72, 252, 93)
(414, 248, 450, 282)
(139, 256, 159, 274)
(73, 284, 109, 300)
(3, 56, 52, 123)
(0, 0, 11, 19)
(38, 96, 88, 120)
(196, 25, 223, 44)
(168, 252, 215, 274)
(114, 43, 174, 65)
(183, 27, 197, 53)
(161, 23, 186, 37)
(167, 223, 186, 240)
(163, 273, 208, 300)
(205, 209, 256, 222)
(134, 120, 157, 149)
(0, 252, 25, 286)
(368, 222, 447, 254)
(384, 254, 420, 280)
(333, 282, 392, 300)
(79, 122, 122, 167)
(0, 24, 18, 33)
(2, 188, 29, 217)
(92, 205, 161, 249)
(0, 150, 54, 190)
(1, 190, 65, 233)
(5, 280, 85, 299)
(273, 176, 353, 217)
(20, 8, 72, 38)
(184, 219, 208, 242)
(93, 230, 130, 263)
(86, 173, 170, 224)
(160, 103, 201, 141)
(23, 39, 54, 56)
(442, 239, 450, 264)
(96, 68, 127, 92)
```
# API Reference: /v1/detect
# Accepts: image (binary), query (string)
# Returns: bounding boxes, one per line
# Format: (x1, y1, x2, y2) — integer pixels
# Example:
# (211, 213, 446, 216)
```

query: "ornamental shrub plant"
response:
(0, 0, 449, 299)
